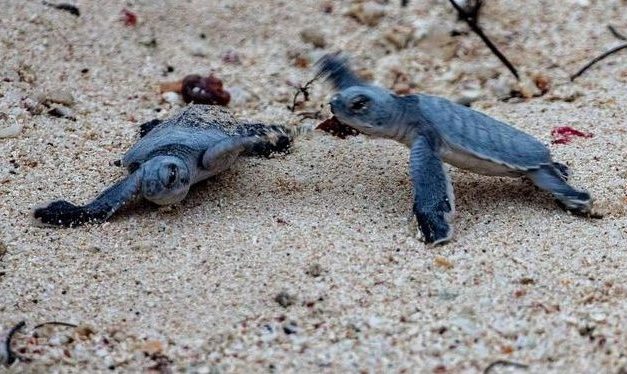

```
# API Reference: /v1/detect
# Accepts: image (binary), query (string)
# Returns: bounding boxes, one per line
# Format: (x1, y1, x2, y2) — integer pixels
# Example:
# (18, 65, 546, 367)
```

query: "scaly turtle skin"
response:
(316, 54, 594, 245)
(33, 104, 302, 227)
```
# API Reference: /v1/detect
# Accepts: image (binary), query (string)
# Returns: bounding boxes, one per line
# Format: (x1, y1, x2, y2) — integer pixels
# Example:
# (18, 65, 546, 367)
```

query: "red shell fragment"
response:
(551, 126, 593, 144)
(121, 8, 138, 27)
(181, 74, 230, 106)
(316, 116, 360, 139)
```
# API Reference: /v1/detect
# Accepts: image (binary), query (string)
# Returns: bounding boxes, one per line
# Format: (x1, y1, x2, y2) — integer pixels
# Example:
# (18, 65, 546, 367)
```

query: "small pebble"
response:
(161, 91, 183, 105)
(0, 116, 24, 138)
(299, 27, 326, 48)
(17, 64, 36, 83)
(186, 41, 210, 57)
(345, 2, 386, 27)
(43, 89, 75, 107)
(306, 263, 323, 277)
(274, 291, 296, 308)
(48, 106, 76, 121)
(383, 25, 414, 50)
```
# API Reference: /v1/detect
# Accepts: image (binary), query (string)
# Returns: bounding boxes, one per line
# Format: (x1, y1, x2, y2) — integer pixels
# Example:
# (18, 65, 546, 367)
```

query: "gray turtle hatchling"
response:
(33, 104, 305, 227)
(316, 54, 595, 245)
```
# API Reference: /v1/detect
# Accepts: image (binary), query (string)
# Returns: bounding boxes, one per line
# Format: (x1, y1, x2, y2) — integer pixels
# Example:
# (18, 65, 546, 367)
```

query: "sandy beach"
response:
(0, 0, 625, 372)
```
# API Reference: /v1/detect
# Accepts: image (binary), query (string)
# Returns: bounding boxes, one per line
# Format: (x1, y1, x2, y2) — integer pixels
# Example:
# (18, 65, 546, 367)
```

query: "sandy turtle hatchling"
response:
(33, 104, 306, 227)
(316, 54, 595, 245)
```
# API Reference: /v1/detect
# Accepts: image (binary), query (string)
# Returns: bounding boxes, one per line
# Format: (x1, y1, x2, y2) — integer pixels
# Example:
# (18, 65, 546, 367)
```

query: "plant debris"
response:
(121, 8, 138, 27)
(551, 126, 593, 144)
(3, 321, 25, 366)
(571, 25, 627, 81)
(42, 1, 80, 16)
(181, 74, 230, 106)
(483, 360, 528, 373)
(159, 81, 183, 94)
(287, 76, 319, 112)
(316, 116, 360, 139)
(448, 0, 519, 80)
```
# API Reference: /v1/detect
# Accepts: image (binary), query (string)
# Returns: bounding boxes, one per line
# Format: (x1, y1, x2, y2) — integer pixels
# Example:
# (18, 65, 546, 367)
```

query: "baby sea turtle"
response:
(33, 104, 305, 227)
(316, 54, 595, 245)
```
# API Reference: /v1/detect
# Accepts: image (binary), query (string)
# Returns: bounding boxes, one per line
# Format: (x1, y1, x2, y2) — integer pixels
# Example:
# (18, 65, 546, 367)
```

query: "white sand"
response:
(0, 0, 625, 372)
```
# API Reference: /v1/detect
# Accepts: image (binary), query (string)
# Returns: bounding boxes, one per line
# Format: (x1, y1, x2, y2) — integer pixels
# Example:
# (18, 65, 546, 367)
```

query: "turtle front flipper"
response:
(410, 136, 455, 245)
(32, 171, 143, 227)
(315, 53, 365, 90)
(201, 137, 250, 174)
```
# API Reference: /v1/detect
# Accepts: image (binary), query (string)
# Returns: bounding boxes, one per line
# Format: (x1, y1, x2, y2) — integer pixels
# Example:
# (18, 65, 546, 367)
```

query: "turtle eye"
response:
(349, 95, 369, 112)
(165, 164, 178, 187)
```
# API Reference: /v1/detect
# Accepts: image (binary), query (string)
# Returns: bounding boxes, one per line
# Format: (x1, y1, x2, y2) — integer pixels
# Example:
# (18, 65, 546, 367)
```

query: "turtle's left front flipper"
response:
(32, 171, 143, 227)
(410, 136, 455, 245)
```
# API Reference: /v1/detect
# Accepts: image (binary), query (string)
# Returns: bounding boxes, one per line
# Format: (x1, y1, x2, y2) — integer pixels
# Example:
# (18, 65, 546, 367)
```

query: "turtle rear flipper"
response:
(237, 123, 311, 158)
(32, 171, 143, 227)
(527, 165, 592, 215)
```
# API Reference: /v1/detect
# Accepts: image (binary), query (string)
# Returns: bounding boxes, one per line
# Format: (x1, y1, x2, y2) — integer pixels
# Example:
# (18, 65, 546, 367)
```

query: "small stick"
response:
(33, 321, 78, 330)
(287, 76, 319, 112)
(5, 321, 26, 365)
(42, 1, 80, 17)
(570, 43, 627, 81)
(608, 25, 626, 41)
(483, 360, 529, 373)
(448, 0, 519, 80)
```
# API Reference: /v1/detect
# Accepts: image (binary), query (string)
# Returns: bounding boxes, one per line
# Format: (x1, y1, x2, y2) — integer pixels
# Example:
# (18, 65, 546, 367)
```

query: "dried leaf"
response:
(316, 116, 360, 139)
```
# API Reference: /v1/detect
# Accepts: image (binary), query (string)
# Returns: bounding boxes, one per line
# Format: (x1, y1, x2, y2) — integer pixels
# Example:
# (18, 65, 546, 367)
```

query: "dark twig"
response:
(33, 321, 78, 330)
(5, 321, 26, 365)
(571, 25, 627, 81)
(608, 25, 626, 41)
(483, 360, 529, 373)
(570, 44, 627, 81)
(287, 76, 320, 112)
(42, 1, 80, 16)
(448, 0, 519, 80)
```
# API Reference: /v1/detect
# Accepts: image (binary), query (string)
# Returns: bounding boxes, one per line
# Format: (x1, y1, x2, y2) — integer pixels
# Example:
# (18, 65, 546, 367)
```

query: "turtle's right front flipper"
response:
(32, 171, 143, 227)
(410, 136, 455, 245)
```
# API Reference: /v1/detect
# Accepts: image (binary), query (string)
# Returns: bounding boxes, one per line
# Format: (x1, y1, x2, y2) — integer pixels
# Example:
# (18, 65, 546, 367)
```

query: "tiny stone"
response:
(44, 89, 75, 107)
(186, 41, 210, 57)
(346, 2, 386, 27)
(384, 25, 414, 50)
(274, 291, 296, 308)
(131, 240, 153, 251)
(306, 263, 322, 277)
(161, 91, 183, 105)
(48, 106, 76, 121)
(0, 117, 24, 138)
(299, 27, 326, 48)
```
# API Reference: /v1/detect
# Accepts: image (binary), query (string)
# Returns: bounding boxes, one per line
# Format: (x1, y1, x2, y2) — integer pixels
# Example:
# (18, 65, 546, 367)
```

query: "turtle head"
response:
(317, 53, 405, 139)
(329, 85, 403, 139)
(141, 156, 191, 205)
